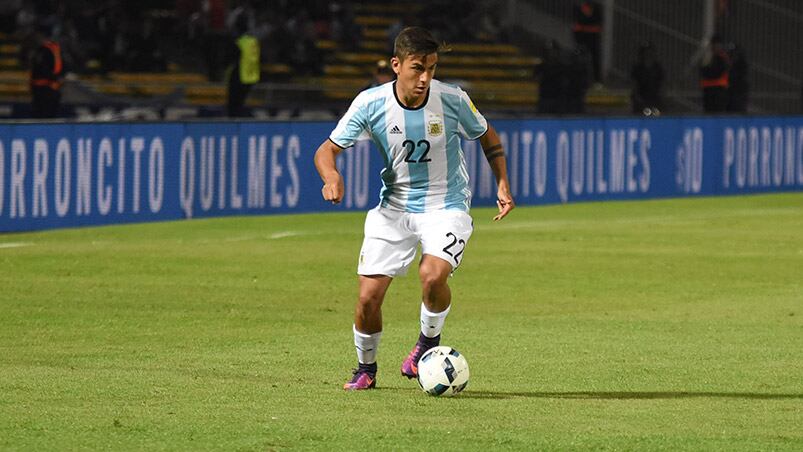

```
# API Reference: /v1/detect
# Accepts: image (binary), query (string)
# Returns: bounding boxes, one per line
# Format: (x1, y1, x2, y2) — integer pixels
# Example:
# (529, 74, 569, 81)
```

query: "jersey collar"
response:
(392, 81, 430, 111)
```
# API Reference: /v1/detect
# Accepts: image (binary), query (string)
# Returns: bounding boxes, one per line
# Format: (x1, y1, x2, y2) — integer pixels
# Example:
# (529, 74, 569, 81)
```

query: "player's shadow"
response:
(458, 390, 803, 400)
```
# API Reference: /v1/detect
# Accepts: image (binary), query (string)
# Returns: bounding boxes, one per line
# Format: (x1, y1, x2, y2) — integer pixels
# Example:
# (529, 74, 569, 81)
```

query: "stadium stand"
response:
(0, 1, 634, 118)
(310, 6, 541, 113)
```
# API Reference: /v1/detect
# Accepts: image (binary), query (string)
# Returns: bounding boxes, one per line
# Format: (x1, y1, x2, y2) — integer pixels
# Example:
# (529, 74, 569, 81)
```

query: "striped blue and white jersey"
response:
(329, 79, 488, 213)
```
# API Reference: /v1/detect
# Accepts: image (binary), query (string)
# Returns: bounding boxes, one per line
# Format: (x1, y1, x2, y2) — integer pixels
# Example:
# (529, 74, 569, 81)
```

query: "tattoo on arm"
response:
(485, 150, 505, 162)
(483, 143, 505, 162)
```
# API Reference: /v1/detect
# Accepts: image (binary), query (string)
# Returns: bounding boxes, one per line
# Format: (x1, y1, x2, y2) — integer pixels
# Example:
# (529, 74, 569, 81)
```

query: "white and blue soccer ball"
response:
(416, 346, 469, 396)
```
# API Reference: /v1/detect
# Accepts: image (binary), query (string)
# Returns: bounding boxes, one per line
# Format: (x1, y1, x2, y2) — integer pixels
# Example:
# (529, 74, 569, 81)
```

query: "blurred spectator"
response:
(470, 3, 505, 43)
(29, 23, 64, 118)
(226, 0, 255, 35)
(203, 0, 228, 81)
(330, 2, 361, 52)
(363, 59, 394, 90)
(0, 0, 23, 34)
(286, 9, 323, 76)
(565, 45, 591, 114)
(573, 0, 602, 85)
(52, 18, 80, 72)
(225, 15, 260, 117)
(699, 34, 730, 113)
(726, 43, 748, 113)
(536, 40, 567, 115)
(15, 2, 37, 36)
(127, 17, 167, 72)
(176, 0, 202, 21)
(630, 41, 664, 115)
(421, 0, 473, 42)
(536, 40, 590, 115)
(58, 1, 105, 72)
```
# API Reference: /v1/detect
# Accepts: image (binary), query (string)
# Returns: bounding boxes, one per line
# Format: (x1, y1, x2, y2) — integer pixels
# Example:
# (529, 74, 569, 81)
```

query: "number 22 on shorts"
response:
(442, 232, 466, 265)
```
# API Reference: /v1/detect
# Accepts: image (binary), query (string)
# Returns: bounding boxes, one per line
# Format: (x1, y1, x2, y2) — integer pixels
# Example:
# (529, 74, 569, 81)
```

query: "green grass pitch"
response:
(1, 193, 802, 450)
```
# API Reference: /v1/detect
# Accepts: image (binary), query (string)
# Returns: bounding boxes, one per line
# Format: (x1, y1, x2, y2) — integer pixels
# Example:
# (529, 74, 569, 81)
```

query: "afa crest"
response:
(428, 119, 443, 136)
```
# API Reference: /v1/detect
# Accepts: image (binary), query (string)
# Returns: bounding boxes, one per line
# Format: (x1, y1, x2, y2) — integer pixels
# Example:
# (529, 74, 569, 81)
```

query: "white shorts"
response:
(357, 207, 474, 277)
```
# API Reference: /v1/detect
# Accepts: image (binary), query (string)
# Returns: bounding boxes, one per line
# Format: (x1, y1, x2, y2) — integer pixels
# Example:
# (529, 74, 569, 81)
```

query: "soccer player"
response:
(313, 26, 514, 391)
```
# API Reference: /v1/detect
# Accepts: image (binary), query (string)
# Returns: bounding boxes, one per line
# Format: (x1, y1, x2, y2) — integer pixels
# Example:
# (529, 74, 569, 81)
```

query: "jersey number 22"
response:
(403, 139, 432, 163)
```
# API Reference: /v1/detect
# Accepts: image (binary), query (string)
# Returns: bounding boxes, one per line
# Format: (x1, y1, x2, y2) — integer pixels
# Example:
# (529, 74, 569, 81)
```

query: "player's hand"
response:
(493, 186, 514, 221)
(321, 175, 344, 204)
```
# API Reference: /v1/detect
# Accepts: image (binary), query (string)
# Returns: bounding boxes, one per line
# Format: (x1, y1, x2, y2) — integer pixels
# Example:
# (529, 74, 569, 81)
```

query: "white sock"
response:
(353, 325, 382, 364)
(420, 303, 450, 338)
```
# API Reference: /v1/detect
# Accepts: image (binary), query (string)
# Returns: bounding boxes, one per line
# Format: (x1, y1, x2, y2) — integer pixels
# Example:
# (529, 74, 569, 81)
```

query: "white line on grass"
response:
(218, 231, 306, 242)
(0, 242, 33, 249)
(269, 231, 304, 239)
(222, 235, 259, 242)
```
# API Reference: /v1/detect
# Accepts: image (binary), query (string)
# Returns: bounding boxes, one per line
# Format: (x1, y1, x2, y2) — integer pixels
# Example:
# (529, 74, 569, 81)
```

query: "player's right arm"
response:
(316, 90, 371, 204)
(314, 139, 345, 204)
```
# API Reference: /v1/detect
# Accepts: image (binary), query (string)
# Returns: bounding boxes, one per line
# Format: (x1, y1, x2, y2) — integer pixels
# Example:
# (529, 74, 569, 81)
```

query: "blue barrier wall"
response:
(1, 117, 802, 232)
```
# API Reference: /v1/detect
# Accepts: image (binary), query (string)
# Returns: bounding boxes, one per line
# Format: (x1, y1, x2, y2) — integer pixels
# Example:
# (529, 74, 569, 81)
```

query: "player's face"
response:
(392, 52, 438, 107)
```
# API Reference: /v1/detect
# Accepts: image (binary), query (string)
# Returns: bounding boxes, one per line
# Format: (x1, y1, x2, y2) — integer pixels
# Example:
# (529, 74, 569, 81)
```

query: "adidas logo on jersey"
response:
(389, 125, 402, 134)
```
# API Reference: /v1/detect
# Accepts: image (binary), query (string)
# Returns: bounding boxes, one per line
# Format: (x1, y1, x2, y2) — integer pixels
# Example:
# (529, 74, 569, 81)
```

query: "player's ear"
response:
(391, 56, 401, 74)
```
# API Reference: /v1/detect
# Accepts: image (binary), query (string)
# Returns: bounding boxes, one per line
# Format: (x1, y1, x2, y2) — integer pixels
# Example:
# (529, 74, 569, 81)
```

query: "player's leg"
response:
(345, 274, 392, 391)
(419, 254, 453, 313)
(400, 255, 454, 378)
(355, 275, 391, 334)
(401, 211, 473, 378)
(345, 207, 417, 390)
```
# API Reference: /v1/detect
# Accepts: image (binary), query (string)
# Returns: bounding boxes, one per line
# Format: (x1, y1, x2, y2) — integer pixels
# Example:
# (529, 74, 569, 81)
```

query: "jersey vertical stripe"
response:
(368, 98, 392, 207)
(384, 99, 408, 208)
(442, 93, 470, 210)
(422, 94, 448, 210)
(403, 108, 428, 212)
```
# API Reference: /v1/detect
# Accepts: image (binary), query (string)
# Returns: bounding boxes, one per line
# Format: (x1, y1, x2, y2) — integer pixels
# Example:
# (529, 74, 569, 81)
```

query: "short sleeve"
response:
(457, 89, 488, 140)
(329, 93, 370, 148)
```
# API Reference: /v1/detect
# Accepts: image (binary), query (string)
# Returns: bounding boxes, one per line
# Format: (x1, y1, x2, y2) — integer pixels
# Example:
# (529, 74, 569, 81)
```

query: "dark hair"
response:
(393, 26, 448, 61)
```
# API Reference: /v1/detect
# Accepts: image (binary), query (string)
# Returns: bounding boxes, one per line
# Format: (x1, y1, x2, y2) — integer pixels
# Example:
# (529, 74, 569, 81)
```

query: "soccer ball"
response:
(416, 346, 469, 396)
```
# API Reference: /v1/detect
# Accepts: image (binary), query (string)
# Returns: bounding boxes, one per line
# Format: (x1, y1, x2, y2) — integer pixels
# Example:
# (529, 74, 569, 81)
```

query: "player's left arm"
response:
(479, 124, 515, 221)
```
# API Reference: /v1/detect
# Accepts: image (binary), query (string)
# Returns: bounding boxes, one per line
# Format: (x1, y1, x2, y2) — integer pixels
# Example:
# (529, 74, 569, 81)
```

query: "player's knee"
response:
(419, 271, 448, 293)
(358, 291, 384, 310)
